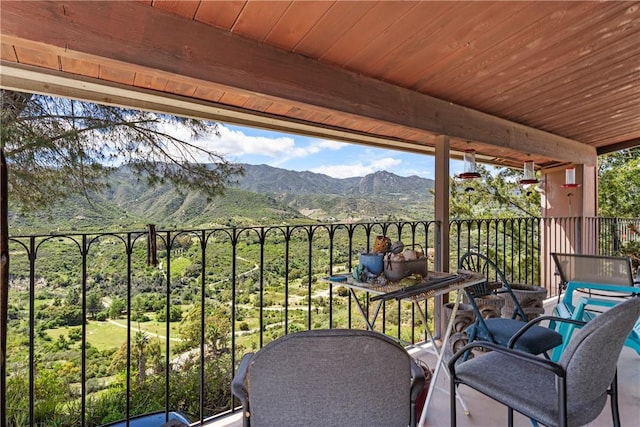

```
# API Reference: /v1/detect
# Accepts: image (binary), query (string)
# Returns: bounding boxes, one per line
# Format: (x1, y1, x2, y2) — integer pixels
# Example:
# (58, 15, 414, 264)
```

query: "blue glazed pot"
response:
(359, 253, 384, 275)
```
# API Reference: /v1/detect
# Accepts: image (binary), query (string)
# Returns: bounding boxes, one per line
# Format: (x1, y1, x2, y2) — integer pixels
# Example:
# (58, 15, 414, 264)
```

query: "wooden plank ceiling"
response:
(1, 1, 639, 170)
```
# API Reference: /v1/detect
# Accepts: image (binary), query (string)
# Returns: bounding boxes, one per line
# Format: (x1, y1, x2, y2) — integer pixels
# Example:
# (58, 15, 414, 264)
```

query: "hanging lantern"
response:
(458, 149, 481, 179)
(519, 160, 539, 185)
(561, 166, 581, 188)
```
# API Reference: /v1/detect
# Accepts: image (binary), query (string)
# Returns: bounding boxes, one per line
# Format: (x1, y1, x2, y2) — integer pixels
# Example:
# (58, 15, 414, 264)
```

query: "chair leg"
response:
(410, 400, 416, 427)
(450, 377, 457, 427)
(463, 328, 477, 361)
(508, 407, 513, 427)
(609, 372, 620, 427)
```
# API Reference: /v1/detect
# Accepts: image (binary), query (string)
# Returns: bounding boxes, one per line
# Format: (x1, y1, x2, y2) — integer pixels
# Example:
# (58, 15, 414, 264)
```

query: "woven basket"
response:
(473, 294, 505, 319)
(444, 302, 475, 333)
(502, 283, 546, 320)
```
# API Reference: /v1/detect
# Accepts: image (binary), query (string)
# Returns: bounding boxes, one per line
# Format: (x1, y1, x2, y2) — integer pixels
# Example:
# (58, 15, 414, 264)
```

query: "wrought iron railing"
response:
(4, 216, 638, 426)
(449, 217, 541, 285)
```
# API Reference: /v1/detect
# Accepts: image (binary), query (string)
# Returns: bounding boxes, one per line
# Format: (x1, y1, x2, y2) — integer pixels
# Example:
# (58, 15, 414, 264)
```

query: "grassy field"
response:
(47, 317, 184, 353)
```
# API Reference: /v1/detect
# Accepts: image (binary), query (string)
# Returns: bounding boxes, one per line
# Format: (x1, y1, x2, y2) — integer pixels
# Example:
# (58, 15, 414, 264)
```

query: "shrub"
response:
(155, 305, 183, 322)
(335, 286, 349, 297)
(617, 240, 640, 271)
(68, 327, 82, 342)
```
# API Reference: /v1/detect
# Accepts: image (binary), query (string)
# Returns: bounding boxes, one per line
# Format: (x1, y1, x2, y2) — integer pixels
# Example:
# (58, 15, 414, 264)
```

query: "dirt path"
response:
(107, 319, 183, 342)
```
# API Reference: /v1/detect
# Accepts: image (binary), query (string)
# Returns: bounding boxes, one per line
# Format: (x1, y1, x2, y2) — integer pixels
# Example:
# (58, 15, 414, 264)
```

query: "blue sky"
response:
(195, 123, 467, 179)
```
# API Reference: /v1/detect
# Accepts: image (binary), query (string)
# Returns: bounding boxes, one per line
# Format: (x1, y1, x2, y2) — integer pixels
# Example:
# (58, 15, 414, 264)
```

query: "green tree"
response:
(6, 368, 71, 426)
(450, 165, 540, 218)
(65, 288, 80, 306)
(134, 330, 149, 385)
(0, 90, 244, 412)
(1, 91, 243, 211)
(86, 291, 104, 319)
(179, 303, 231, 355)
(108, 297, 126, 320)
(155, 304, 183, 322)
(146, 338, 163, 375)
(110, 335, 162, 383)
(598, 147, 640, 217)
(598, 148, 640, 270)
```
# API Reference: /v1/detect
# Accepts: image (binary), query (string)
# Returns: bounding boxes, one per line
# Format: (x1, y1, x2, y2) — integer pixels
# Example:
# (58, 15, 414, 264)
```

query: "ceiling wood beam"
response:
(597, 138, 640, 155)
(0, 62, 439, 156)
(0, 1, 597, 165)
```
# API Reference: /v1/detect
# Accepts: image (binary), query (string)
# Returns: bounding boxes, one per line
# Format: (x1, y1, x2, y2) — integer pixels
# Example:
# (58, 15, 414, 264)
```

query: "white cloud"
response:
(206, 125, 297, 158)
(311, 164, 372, 178)
(374, 157, 402, 170)
(311, 157, 402, 178)
(187, 125, 347, 164)
(154, 122, 297, 162)
(153, 122, 417, 179)
(270, 138, 347, 166)
(400, 167, 434, 178)
(316, 140, 346, 150)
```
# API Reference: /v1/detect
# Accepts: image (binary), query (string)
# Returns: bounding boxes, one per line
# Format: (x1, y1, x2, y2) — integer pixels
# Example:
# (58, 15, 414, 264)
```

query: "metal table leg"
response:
(418, 291, 469, 427)
(349, 288, 383, 331)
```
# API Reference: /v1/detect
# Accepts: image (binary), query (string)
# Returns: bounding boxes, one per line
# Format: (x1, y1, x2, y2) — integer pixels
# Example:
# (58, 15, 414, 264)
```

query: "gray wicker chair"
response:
(448, 295, 640, 427)
(231, 328, 425, 427)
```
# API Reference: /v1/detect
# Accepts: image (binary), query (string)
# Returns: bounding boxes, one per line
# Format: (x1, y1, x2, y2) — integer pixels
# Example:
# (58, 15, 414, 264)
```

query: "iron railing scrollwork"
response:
(4, 216, 638, 426)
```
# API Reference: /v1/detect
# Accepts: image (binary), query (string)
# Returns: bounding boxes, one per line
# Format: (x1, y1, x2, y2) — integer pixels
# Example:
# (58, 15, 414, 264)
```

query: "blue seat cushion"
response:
(467, 318, 563, 354)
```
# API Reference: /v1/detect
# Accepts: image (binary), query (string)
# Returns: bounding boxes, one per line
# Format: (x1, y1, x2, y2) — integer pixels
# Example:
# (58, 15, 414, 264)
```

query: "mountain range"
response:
(9, 164, 435, 234)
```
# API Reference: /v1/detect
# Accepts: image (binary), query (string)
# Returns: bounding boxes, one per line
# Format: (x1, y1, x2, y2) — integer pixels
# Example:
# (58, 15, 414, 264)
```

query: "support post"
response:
(434, 135, 450, 337)
(0, 149, 8, 427)
(540, 162, 598, 297)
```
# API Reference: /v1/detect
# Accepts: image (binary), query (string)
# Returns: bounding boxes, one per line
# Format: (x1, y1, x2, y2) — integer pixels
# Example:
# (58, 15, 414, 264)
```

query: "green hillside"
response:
(9, 164, 435, 233)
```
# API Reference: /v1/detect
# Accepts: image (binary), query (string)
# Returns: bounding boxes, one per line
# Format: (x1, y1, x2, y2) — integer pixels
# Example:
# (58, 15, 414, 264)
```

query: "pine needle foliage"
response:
(0, 90, 244, 212)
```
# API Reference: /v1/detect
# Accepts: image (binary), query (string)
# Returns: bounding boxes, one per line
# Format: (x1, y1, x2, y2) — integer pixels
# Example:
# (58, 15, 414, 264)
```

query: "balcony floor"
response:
(412, 344, 639, 427)
(206, 301, 640, 427)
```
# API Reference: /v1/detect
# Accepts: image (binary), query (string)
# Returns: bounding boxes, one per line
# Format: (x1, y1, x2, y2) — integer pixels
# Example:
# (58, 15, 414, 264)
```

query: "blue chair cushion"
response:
(467, 318, 563, 355)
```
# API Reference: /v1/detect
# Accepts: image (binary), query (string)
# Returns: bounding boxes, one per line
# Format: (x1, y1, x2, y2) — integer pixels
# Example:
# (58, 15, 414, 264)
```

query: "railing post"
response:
(577, 216, 583, 254)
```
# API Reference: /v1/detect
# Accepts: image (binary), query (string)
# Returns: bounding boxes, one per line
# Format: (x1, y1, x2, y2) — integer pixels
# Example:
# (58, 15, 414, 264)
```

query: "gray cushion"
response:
(467, 318, 563, 354)
(455, 351, 607, 427)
